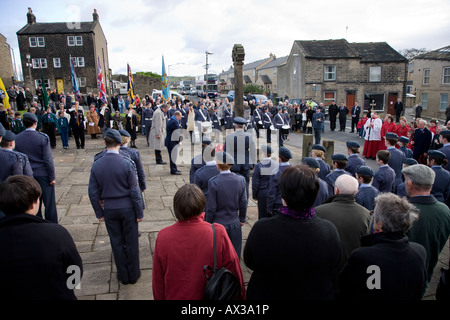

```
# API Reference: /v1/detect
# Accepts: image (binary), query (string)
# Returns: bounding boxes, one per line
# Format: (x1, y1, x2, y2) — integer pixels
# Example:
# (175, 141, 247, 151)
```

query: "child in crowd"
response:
(355, 166, 379, 211)
(357, 112, 368, 139)
(397, 136, 413, 158)
(373, 150, 396, 193)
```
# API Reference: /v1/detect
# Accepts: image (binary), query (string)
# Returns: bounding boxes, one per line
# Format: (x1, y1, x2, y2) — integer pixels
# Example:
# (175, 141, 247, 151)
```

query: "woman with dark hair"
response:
(152, 184, 245, 300)
(427, 150, 450, 203)
(243, 165, 342, 300)
(0, 175, 82, 300)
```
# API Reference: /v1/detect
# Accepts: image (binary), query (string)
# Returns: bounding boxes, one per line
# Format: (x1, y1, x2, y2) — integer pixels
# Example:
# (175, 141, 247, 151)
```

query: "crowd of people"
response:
(0, 88, 450, 301)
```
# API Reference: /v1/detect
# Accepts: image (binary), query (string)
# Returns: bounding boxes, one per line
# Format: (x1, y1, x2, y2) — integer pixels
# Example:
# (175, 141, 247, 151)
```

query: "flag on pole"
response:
(0, 77, 10, 109)
(40, 68, 49, 109)
(127, 63, 135, 106)
(97, 57, 107, 104)
(70, 56, 81, 102)
(161, 56, 169, 102)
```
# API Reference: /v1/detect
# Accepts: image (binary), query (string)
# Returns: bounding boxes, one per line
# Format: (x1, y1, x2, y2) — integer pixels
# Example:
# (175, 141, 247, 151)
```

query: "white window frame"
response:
(443, 67, 450, 84)
(37, 37, 45, 47)
(440, 93, 449, 111)
(35, 79, 50, 90)
(273, 67, 277, 76)
(39, 58, 47, 68)
(32, 58, 40, 69)
(421, 92, 428, 110)
(29, 37, 37, 47)
(324, 65, 336, 81)
(67, 36, 76, 46)
(78, 77, 86, 88)
(369, 66, 382, 82)
(423, 68, 430, 85)
(77, 57, 85, 67)
(324, 91, 336, 102)
(75, 36, 83, 46)
(53, 58, 61, 68)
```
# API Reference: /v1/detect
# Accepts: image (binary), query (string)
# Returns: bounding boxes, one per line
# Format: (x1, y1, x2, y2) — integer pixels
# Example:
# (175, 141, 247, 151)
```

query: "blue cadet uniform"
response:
(262, 108, 273, 143)
(252, 145, 277, 219)
(399, 136, 413, 159)
(325, 153, 351, 195)
(118, 129, 146, 191)
(1, 130, 33, 178)
(311, 144, 330, 180)
(396, 158, 418, 198)
(142, 106, 153, 146)
(267, 147, 292, 215)
(224, 106, 234, 130)
(274, 109, 287, 146)
(428, 150, 450, 203)
(373, 164, 396, 193)
(179, 105, 188, 130)
(205, 151, 247, 258)
(355, 166, 379, 211)
(0, 128, 23, 183)
(224, 117, 257, 202)
(301, 157, 330, 207)
(210, 106, 221, 131)
(345, 140, 365, 177)
(88, 129, 143, 285)
(386, 132, 406, 192)
(14, 113, 58, 223)
(165, 114, 182, 175)
(189, 138, 212, 183)
(252, 107, 263, 138)
(194, 159, 219, 198)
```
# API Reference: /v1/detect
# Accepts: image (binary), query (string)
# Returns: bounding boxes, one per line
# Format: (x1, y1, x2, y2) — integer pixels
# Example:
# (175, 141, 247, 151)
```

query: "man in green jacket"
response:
(403, 164, 450, 291)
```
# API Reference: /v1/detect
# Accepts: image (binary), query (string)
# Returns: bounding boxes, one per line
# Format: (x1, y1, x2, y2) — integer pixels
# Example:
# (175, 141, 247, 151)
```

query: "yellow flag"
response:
(0, 77, 10, 109)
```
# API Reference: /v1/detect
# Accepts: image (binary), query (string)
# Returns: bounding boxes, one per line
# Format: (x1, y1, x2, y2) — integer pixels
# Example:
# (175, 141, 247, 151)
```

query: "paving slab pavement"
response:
(46, 128, 448, 300)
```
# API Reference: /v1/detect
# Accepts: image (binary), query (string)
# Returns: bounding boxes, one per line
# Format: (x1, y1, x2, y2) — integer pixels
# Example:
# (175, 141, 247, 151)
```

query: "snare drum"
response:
(281, 125, 290, 135)
(257, 121, 263, 129)
(201, 121, 212, 134)
(269, 125, 275, 131)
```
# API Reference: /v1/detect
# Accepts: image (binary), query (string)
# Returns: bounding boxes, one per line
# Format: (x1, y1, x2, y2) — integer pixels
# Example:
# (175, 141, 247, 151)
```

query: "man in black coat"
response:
(338, 102, 349, 132)
(350, 102, 361, 133)
(0, 175, 82, 300)
(394, 98, 404, 122)
(165, 111, 182, 175)
(412, 119, 432, 164)
(328, 100, 338, 131)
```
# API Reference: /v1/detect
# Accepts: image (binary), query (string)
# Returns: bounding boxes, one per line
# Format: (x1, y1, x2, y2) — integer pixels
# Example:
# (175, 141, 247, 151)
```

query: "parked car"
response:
(190, 88, 197, 96)
(248, 94, 269, 104)
(152, 89, 185, 102)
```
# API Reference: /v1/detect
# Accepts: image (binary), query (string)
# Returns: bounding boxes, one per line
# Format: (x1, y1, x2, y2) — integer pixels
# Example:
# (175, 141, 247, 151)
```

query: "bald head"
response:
(334, 174, 359, 195)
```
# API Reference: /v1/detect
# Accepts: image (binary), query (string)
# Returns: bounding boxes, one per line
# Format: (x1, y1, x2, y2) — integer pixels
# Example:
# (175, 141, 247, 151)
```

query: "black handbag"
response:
(203, 223, 240, 300)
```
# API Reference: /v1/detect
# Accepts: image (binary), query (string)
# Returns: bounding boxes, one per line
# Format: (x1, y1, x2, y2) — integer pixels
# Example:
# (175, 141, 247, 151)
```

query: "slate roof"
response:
(259, 56, 288, 70)
(348, 42, 407, 63)
(17, 22, 97, 35)
(414, 45, 450, 61)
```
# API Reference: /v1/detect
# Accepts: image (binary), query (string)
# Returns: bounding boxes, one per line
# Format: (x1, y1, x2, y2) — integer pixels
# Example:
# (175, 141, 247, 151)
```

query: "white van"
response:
(152, 89, 185, 102)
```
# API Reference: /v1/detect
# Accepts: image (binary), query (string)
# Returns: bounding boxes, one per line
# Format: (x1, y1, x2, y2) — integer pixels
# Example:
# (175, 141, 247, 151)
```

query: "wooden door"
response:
(387, 93, 398, 115)
(56, 79, 64, 94)
(346, 92, 355, 108)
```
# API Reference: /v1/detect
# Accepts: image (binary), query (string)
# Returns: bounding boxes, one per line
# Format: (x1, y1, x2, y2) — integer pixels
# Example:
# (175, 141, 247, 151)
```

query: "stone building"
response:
(0, 33, 16, 88)
(278, 39, 408, 114)
(408, 45, 450, 119)
(255, 55, 288, 96)
(16, 7, 111, 96)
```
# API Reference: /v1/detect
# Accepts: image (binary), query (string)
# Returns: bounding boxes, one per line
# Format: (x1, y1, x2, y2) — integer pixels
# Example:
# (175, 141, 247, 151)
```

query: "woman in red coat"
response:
(152, 184, 245, 300)
(380, 114, 397, 150)
(396, 116, 410, 149)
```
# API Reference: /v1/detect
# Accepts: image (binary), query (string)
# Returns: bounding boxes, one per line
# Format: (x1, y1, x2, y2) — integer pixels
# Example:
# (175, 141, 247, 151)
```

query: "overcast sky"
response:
(2, 0, 450, 79)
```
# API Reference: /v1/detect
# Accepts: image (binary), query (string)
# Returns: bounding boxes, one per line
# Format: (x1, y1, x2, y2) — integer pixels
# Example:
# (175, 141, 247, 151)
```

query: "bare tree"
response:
(399, 48, 429, 60)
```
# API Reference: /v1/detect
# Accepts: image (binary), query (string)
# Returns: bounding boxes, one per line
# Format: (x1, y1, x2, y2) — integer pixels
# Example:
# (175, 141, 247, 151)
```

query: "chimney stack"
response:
(93, 9, 99, 22)
(27, 7, 36, 24)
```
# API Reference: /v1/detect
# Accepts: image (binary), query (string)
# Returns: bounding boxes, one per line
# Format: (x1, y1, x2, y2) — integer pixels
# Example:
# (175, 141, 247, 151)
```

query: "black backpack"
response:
(203, 223, 240, 300)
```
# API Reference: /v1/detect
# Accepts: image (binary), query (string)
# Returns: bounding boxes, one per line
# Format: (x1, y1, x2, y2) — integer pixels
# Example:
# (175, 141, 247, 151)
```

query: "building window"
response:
(53, 58, 61, 68)
(75, 36, 83, 46)
(32, 58, 47, 68)
(40, 58, 47, 68)
(421, 93, 428, 109)
(68, 36, 75, 46)
(29, 37, 45, 47)
(35, 79, 50, 90)
(324, 91, 336, 105)
(364, 93, 385, 111)
(68, 36, 83, 46)
(78, 77, 86, 87)
(423, 68, 430, 85)
(443, 67, 450, 84)
(273, 68, 277, 76)
(71, 57, 85, 67)
(441, 93, 449, 111)
(324, 65, 336, 81)
(369, 66, 382, 82)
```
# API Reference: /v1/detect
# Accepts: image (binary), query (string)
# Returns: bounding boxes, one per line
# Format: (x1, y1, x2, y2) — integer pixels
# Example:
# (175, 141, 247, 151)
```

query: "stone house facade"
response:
(255, 55, 288, 96)
(278, 39, 408, 114)
(16, 8, 111, 97)
(408, 46, 450, 119)
(0, 34, 15, 88)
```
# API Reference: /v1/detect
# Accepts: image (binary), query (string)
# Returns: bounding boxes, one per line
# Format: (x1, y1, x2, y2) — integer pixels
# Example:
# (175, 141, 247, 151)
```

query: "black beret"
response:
(399, 136, 409, 143)
(22, 112, 38, 123)
(428, 150, 446, 159)
(105, 129, 122, 144)
(302, 157, 320, 169)
(312, 144, 326, 152)
(118, 129, 130, 137)
(261, 144, 272, 156)
(440, 130, 450, 136)
(346, 140, 360, 148)
(385, 132, 399, 140)
(356, 165, 374, 177)
(233, 117, 247, 124)
(403, 158, 418, 165)
(2, 130, 16, 141)
(332, 153, 348, 161)
(216, 151, 234, 165)
(279, 147, 292, 160)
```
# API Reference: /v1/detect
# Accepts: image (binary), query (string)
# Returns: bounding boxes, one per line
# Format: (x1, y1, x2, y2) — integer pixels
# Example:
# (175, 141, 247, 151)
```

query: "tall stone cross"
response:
(232, 44, 245, 117)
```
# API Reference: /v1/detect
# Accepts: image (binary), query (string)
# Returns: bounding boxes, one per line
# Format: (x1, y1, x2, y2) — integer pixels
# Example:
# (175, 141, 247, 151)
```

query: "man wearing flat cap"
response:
(403, 164, 450, 292)
(15, 113, 58, 223)
(89, 128, 143, 285)
(224, 117, 257, 202)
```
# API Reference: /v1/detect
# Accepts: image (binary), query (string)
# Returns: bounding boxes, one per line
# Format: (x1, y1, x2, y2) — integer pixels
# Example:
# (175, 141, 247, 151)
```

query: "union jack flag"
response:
(97, 57, 107, 104)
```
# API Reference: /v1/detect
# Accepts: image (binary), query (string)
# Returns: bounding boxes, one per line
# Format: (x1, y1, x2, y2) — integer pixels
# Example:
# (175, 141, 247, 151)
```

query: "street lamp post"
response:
(26, 54, 33, 90)
(205, 51, 213, 97)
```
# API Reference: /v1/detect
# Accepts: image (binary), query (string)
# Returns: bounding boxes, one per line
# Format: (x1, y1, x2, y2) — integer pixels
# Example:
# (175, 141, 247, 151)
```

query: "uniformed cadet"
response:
(262, 107, 273, 143)
(0, 130, 33, 177)
(205, 151, 247, 258)
(311, 144, 331, 181)
(325, 153, 351, 196)
(118, 129, 146, 192)
(14, 113, 58, 223)
(210, 105, 221, 131)
(252, 145, 277, 219)
(224, 117, 257, 202)
(396, 158, 418, 198)
(438, 130, 450, 171)
(355, 166, 379, 211)
(189, 137, 211, 183)
(301, 157, 330, 207)
(193, 144, 218, 198)
(427, 150, 450, 203)
(373, 150, 396, 193)
(142, 103, 153, 147)
(68, 102, 85, 149)
(345, 140, 365, 177)
(398, 136, 413, 159)
(385, 132, 406, 192)
(252, 104, 263, 139)
(0, 126, 23, 183)
(88, 129, 143, 285)
(223, 104, 234, 136)
(274, 107, 287, 146)
(267, 146, 292, 215)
